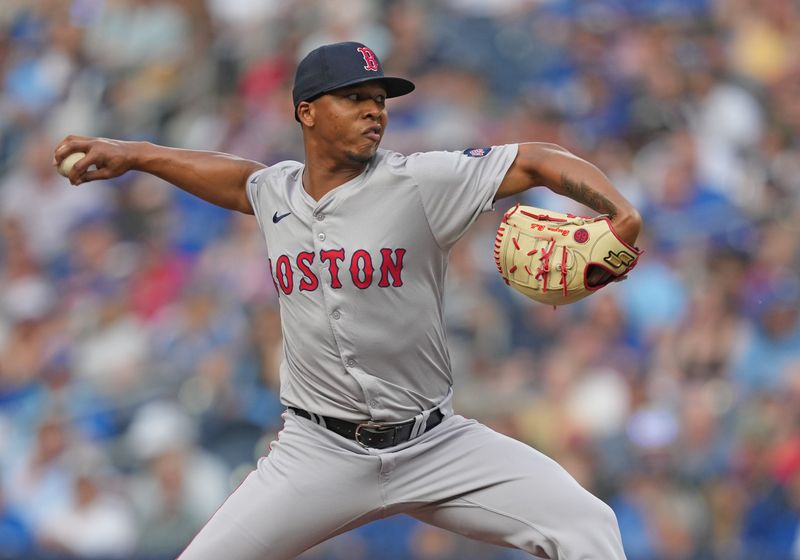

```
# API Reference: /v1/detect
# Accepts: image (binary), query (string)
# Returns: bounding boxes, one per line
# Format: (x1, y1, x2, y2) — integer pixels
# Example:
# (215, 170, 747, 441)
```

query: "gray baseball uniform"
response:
(178, 145, 626, 560)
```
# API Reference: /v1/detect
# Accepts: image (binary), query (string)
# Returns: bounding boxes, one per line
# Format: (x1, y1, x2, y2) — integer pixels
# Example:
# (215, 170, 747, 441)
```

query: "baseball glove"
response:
(494, 204, 642, 306)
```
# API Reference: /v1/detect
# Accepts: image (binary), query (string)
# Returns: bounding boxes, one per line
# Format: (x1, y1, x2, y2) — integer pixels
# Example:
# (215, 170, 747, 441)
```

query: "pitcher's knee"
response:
(513, 497, 623, 560)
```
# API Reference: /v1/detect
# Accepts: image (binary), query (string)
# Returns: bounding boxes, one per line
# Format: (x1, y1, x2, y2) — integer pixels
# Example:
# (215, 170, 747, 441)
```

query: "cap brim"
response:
(381, 76, 416, 98)
(294, 76, 415, 122)
(317, 75, 415, 100)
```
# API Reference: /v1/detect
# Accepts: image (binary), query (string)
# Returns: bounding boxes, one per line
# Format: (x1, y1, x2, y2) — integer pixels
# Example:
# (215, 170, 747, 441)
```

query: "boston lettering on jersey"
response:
(269, 248, 406, 295)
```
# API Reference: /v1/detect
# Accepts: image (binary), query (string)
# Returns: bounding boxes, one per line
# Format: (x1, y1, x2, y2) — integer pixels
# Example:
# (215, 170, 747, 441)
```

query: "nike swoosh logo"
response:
(272, 211, 292, 223)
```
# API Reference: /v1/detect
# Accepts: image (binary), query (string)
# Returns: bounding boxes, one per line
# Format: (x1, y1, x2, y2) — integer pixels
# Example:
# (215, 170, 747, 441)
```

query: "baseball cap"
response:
(292, 41, 415, 120)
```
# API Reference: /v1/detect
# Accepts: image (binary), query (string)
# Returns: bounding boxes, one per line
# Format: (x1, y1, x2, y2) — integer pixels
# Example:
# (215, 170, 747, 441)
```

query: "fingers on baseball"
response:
(54, 135, 91, 161)
(54, 136, 91, 185)
(70, 153, 108, 185)
(57, 144, 107, 186)
(77, 166, 115, 183)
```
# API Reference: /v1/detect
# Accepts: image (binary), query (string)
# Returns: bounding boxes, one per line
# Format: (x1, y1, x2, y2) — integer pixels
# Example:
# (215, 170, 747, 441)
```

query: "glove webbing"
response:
(515, 206, 596, 227)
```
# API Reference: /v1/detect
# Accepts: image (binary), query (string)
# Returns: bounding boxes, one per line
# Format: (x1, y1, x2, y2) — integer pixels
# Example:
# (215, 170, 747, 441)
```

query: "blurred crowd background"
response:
(1, 0, 799, 559)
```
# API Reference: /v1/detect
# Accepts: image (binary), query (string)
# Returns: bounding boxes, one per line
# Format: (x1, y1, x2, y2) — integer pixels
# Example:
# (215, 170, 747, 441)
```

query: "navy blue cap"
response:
(292, 41, 415, 119)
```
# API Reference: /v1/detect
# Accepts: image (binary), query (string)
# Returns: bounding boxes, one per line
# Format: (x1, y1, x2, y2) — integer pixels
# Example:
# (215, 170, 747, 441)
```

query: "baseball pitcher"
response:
(54, 42, 641, 560)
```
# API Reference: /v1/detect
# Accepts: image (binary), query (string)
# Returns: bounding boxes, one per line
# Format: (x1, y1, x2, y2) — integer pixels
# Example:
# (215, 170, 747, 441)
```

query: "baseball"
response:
(57, 151, 86, 177)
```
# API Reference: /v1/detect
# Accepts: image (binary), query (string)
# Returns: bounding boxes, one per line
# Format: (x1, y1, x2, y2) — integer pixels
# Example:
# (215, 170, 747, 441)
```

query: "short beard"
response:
(345, 150, 375, 165)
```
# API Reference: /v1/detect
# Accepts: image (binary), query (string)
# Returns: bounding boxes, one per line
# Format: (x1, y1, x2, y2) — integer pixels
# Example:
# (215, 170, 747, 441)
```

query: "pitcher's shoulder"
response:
(252, 160, 302, 188)
(374, 148, 408, 167)
(374, 148, 440, 175)
(266, 159, 303, 177)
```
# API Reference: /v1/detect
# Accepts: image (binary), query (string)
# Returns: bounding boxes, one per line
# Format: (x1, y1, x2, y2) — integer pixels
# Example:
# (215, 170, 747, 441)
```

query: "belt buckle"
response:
(354, 420, 398, 449)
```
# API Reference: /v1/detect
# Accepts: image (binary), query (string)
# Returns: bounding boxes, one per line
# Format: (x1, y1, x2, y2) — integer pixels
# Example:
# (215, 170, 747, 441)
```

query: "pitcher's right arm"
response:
(54, 135, 265, 214)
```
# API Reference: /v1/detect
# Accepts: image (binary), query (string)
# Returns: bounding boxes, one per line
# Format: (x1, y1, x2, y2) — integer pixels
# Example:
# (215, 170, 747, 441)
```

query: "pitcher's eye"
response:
(347, 93, 359, 101)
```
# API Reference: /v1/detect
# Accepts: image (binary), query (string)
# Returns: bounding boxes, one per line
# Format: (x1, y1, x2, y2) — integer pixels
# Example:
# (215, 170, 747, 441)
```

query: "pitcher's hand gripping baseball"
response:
(495, 204, 642, 306)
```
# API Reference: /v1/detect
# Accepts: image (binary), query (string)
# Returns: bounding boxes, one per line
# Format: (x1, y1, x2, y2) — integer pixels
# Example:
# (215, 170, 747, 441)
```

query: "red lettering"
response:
(275, 255, 294, 295)
(357, 47, 379, 71)
(350, 249, 374, 289)
(271, 248, 407, 294)
(378, 248, 406, 287)
(320, 249, 346, 289)
(297, 252, 319, 292)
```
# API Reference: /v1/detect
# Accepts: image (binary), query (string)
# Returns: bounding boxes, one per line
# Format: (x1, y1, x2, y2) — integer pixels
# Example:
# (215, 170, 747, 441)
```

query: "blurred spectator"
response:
(124, 400, 229, 557)
(72, 288, 152, 397)
(732, 271, 800, 394)
(0, 274, 58, 392)
(740, 437, 800, 559)
(0, 484, 33, 560)
(1, 414, 74, 533)
(38, 445, 138, 558)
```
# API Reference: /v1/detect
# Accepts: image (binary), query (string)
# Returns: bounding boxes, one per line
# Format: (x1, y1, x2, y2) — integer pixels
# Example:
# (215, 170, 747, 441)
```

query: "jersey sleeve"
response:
(407, 144, 519, 249)
(245, 167, 269, 233)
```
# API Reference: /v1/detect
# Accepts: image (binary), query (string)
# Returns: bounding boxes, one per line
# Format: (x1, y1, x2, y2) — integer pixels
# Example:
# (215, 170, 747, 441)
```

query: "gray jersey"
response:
(246, 144, 518, 422)
(183, 141, 627, 560)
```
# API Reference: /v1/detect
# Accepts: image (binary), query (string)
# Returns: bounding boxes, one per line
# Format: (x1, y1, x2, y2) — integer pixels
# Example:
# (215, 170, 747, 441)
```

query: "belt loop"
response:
(409, 409, 430, 439)
(308, 411, 326, 428)
(438, 388, 454, 418)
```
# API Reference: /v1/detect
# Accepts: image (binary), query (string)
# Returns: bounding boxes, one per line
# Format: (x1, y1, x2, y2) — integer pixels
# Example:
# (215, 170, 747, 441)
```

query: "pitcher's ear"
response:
(297, 101, 314, 127)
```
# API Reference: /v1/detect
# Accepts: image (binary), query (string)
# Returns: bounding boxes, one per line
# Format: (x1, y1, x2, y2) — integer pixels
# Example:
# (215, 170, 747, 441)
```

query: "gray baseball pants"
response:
(178, 411, 626, 559)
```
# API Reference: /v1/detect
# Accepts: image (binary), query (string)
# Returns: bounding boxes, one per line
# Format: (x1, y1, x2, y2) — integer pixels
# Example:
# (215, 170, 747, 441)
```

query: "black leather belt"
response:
(289, 406, 444, 449)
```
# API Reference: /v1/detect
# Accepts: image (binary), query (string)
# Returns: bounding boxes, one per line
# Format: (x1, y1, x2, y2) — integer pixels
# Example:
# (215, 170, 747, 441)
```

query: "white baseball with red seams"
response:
(178, 145, 627, 560)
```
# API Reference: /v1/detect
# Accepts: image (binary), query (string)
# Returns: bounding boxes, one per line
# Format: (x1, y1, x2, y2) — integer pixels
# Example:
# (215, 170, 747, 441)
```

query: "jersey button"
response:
(331, 310, 341, 320)
(345, 359, 356, 367)
(369, 399, 379, 408)
(315, 213, 325, 221)
(317, 233, 326, 241)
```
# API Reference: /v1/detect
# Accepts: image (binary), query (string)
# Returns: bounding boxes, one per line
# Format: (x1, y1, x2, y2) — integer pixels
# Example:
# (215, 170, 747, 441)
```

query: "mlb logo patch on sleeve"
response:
(463, 147, 492, 158)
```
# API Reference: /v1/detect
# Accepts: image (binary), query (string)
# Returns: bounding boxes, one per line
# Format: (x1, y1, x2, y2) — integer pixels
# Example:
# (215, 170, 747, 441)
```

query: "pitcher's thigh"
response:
(180, 415, 383, 560)
(405, 419, 625, 559)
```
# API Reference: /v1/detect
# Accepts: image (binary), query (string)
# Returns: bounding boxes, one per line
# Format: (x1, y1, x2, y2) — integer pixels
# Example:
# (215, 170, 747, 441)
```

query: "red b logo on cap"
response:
(357, 47, 379, 71)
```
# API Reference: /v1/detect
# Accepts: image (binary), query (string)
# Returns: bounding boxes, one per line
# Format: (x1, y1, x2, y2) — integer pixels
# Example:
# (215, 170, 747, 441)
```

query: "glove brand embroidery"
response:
(603, 250, 636, 269)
